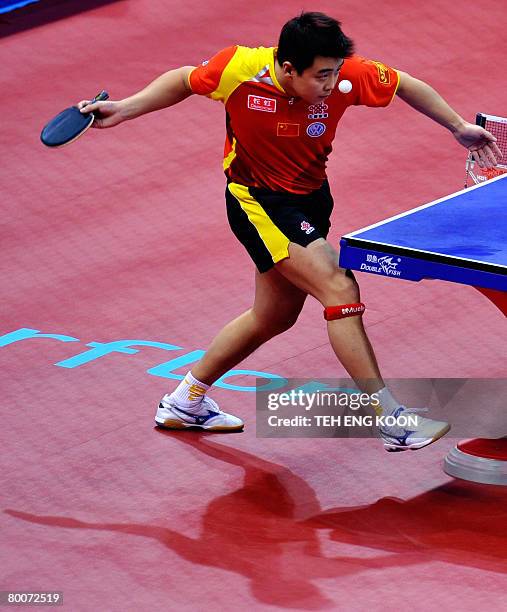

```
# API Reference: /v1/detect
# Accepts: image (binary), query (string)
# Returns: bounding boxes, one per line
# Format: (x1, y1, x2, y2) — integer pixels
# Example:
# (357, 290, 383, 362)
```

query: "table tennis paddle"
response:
(40, 90, 109, 148)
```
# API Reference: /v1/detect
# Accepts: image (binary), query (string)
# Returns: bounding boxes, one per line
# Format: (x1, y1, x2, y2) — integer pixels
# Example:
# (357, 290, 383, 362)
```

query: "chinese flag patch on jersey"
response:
(277, 123, 300, 137)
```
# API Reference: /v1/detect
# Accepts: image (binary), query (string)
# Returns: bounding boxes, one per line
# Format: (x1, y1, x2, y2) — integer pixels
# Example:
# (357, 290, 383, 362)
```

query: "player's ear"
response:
(282, 61, 296, 78)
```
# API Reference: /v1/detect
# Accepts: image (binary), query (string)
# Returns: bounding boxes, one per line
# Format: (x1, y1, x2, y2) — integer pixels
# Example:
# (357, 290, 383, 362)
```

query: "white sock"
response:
(169, 371, 210, 410)
(376, 387, 401, 417)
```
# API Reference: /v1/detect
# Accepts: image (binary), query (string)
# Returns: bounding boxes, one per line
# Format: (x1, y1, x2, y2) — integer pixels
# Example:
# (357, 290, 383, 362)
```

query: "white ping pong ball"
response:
(338, 80, 352, 94)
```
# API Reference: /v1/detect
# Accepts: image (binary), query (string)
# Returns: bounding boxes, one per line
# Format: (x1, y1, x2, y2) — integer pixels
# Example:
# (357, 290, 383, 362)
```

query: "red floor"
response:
(1, 0, 506, 610)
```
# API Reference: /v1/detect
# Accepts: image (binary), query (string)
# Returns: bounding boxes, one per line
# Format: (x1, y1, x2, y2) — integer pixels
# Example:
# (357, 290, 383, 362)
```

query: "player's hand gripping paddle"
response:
(40, 90, 109, 148)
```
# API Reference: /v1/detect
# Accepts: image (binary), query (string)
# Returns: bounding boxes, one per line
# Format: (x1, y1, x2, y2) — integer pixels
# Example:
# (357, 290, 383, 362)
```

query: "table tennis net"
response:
(466, 113, 507, 186)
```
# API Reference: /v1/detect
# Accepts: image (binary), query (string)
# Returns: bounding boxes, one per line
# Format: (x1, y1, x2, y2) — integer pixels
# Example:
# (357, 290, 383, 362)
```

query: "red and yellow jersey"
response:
(189, 46, 399, 194)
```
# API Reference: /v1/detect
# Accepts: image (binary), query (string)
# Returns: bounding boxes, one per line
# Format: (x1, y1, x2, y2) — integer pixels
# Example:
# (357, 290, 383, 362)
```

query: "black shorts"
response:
(226, 180, 334, 273)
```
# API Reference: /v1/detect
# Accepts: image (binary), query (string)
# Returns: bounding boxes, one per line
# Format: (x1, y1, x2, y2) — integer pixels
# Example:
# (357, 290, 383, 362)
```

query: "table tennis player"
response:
(79, 12, 501, 450)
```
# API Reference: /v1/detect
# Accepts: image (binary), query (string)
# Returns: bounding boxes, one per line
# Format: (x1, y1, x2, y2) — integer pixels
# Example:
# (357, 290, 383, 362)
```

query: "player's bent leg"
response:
(276, 239, 384, 393)
(276, 239, 450, 450)
(156, 268, 307, 432)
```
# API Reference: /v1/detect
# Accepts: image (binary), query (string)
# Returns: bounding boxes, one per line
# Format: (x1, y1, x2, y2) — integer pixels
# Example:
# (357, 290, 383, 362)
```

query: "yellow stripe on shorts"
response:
(227, 182, 290, 264)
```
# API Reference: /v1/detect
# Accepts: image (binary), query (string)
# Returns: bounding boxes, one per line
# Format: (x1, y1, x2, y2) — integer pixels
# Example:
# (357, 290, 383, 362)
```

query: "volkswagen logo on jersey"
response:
(306, 122, 326, 137)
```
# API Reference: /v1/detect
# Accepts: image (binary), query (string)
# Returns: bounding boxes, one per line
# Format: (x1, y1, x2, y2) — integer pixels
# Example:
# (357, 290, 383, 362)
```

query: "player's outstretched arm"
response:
(77, 66, 195, 129)
(396, 71, 502, 168)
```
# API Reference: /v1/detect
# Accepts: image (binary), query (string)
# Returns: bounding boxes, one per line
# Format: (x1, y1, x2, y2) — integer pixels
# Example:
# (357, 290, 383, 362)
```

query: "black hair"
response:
(277, 12, 354, 74)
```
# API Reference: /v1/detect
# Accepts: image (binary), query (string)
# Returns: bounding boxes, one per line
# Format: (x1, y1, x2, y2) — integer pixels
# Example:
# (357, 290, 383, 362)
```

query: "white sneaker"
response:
(155, 394, 244, 432)
(379, 406, 450, 452)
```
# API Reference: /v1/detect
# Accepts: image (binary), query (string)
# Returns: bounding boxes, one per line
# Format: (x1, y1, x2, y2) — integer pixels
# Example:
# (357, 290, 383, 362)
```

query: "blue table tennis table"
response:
(339, 174, 507, 485)
(339, 173, 507, 315)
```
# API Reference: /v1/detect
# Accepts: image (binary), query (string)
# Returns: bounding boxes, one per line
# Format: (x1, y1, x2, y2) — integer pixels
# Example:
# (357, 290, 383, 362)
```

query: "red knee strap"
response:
(324, 303, 365, 320)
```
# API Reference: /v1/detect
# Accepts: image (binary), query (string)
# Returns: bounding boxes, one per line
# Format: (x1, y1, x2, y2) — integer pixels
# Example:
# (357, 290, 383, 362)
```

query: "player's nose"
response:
(324, 74, 338, 93)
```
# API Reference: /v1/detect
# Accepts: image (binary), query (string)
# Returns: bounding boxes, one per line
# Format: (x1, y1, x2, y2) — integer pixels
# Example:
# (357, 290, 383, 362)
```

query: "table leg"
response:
(445, 289, 506, 484)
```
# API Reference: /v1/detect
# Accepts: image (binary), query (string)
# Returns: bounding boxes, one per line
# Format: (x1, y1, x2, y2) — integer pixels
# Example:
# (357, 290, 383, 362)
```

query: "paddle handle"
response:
(91, 90, 109, 103)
